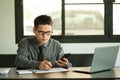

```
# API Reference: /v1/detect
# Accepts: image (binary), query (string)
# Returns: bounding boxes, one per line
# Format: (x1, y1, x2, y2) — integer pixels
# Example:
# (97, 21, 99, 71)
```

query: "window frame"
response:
(15, 0, 120, 43)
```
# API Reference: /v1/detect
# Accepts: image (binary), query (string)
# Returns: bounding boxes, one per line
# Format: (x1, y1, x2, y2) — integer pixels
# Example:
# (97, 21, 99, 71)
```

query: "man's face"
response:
(33, 24, 52, 44)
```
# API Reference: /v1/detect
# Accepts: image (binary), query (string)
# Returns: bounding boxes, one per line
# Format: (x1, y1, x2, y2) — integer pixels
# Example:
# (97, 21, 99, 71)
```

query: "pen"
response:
(42, 58, 52, 68)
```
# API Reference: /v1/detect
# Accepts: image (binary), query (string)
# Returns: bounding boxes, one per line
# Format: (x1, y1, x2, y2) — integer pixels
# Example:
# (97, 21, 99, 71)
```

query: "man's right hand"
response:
(39, 60, 52, 70)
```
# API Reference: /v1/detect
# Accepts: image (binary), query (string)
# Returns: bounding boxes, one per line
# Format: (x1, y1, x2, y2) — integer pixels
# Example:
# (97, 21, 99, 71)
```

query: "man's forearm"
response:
(15, 58, 40, 69)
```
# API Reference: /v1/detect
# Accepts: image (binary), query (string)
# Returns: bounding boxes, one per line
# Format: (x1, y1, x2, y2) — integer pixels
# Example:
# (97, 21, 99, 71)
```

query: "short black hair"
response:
(34, 15, 53, 28)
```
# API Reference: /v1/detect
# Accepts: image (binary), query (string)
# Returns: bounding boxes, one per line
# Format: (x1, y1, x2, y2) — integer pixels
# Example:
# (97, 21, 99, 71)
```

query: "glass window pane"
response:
(65, 5, 104, 35)
(23, 0, 62, 36)
(65, 0, 103, 3)
(113, 4, 120, 35)
(115, 0, 120, 3)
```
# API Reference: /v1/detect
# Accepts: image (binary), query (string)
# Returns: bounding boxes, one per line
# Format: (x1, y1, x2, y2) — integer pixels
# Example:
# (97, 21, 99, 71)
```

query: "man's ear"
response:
(33, 27, 36, 33)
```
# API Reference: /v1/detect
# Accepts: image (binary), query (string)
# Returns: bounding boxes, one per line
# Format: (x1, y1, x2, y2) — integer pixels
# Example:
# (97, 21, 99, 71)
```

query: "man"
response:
(15, 15, 72, 70)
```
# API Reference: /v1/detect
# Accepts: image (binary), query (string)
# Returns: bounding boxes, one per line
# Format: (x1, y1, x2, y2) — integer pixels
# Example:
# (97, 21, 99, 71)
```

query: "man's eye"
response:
(46, 31, 51, 33)
(38, 31, 43, 33)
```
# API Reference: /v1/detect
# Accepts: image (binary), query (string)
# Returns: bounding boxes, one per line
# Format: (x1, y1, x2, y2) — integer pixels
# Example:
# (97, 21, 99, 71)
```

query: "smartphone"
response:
(60, 53, 71, 60)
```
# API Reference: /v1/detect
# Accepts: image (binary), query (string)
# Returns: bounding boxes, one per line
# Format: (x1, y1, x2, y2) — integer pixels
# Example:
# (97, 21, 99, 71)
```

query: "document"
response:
(33, 68, 69, 73)
(16, 70, 32, 74)
(16, 68, 69, 74)
(0, 68, 11, 74)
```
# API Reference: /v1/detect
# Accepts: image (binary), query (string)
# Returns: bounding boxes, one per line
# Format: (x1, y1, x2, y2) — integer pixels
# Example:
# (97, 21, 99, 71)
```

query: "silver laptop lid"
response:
(90, 46, 119, 73)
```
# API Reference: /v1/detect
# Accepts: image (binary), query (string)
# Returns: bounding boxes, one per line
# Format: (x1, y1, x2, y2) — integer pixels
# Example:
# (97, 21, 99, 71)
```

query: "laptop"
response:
(0, 68, 11, 74)
(74, 45, 119, 74)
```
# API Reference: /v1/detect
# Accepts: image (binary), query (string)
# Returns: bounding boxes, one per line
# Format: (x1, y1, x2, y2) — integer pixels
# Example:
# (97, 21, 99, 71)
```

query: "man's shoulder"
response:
(18, 36, 35, 44)
(50, 38, 60, 43)
(49, 38, 61, 46)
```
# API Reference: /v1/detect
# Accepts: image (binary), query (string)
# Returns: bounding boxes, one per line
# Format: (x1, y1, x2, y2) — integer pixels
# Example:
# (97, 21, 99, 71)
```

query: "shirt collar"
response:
(42, 41, 49, 48)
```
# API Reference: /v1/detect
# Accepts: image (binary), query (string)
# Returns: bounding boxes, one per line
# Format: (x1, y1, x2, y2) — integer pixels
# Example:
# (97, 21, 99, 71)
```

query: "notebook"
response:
(74, 45, 119, 74)
(0, 68, 11, 74)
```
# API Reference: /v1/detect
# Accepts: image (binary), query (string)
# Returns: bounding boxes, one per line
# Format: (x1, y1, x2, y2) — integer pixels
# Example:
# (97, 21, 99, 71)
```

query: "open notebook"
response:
(0, 68, 11, 74)
(74, 45, 119, 74)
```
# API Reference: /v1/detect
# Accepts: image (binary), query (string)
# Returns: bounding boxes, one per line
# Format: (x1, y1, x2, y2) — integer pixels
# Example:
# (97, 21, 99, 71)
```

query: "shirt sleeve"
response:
(15, 38, 40, 69)
(55, 41, 72, 68)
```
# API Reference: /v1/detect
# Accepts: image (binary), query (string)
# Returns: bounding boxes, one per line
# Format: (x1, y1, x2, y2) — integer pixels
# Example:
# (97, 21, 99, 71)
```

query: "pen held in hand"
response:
(42, 58, 52, 68)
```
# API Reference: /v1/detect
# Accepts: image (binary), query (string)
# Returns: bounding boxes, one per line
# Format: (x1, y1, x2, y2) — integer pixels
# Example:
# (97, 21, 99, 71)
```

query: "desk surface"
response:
(0, 67, 120, 80)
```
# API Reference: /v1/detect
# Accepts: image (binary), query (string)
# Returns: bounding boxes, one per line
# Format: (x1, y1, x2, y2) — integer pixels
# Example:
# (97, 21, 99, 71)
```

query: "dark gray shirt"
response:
(15, 37, 71, 69)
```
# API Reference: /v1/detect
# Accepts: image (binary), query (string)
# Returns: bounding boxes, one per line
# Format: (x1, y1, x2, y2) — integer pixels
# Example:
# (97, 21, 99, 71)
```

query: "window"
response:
(15, 0, 120, 43)
(113, 0, 120, 35)
(65, 0, 104, 35)
(23, 0, 62, 36)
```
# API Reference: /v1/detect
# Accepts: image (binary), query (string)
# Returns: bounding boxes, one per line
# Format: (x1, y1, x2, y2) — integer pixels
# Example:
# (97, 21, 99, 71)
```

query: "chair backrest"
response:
(0, 54, 93, 67)
(0, 54, 16, 67)
(68, 54, 93, 67)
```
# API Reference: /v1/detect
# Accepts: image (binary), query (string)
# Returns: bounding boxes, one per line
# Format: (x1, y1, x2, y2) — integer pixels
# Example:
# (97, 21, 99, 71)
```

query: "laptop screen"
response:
(90, 46, 119, 73)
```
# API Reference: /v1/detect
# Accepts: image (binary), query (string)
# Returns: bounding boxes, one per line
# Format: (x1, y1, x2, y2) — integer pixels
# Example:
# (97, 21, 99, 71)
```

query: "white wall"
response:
(0, 0, 17, 54)
(0, 0, 120, 66)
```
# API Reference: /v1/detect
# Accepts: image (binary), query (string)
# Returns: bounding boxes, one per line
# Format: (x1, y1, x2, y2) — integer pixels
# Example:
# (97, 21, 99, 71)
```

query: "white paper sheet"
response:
(16, 70, 32, 74)
(0, 68, 11, 74)
(33, 68, 69, 73)
(16, 68, 69, 74)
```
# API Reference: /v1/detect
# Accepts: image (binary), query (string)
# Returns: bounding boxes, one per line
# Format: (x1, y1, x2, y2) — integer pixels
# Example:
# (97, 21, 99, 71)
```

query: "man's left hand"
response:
(56, 58, 68, 67)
